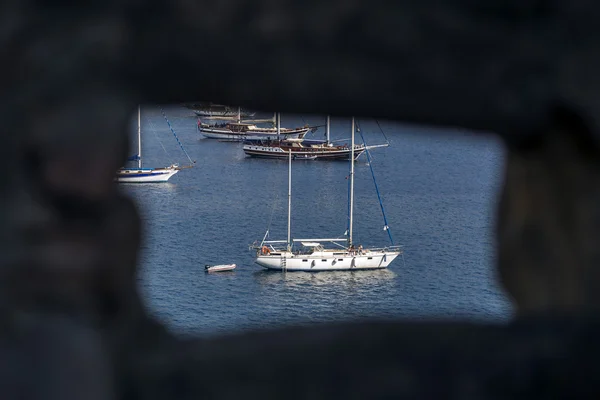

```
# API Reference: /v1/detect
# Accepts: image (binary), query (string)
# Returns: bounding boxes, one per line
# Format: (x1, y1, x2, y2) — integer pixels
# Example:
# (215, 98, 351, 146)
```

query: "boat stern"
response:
(255, 255, 281, 270)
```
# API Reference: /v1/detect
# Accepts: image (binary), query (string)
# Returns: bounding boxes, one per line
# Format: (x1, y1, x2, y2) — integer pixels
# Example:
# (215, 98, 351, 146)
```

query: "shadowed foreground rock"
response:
(2, 0, 600, 398)
(498, 107, 600, 313)
(122, 318, 600, 399)
(0, 315, 114, 400)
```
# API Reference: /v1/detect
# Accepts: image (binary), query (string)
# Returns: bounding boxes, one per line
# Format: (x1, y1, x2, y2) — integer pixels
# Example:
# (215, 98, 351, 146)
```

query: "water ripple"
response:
(125, 106, 513, 337)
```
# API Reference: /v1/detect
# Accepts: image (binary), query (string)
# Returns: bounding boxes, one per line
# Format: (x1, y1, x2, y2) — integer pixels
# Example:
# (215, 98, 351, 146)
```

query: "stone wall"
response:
(2, 1, 599, 398)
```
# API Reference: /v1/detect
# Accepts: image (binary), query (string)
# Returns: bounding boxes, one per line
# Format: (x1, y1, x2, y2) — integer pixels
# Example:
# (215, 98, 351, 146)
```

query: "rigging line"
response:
(375, 118, 390, 144)
(264, 157, 286, 234)
(266, 192, 280, 234)
(146, 114, 171, 158)
(357, 119, 394, 245)
(298, 115, 315, 138)
(159, 106, 196, 165)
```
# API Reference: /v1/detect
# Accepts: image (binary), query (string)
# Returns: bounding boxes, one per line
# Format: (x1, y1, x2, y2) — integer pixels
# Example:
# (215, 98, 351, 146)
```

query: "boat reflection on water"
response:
(121, 181, 179, 201)
(252, 268, 397, 289)
(248, 268, 402, 329)
(122, 182, 178, 189)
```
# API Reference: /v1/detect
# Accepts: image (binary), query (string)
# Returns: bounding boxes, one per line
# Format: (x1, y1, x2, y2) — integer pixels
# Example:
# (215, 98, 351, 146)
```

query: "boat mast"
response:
(237, 106, 241, 123)
(137, 105, 142, 169)
(349, 117, 355, 246)
(326, 115, 330, 144)
(277, 112, 281, 139)
(287, 148, 292, 250)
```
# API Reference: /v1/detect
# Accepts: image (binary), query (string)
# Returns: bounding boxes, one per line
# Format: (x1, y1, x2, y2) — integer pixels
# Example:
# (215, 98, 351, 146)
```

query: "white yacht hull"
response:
(255, 251, 400, 271)
(115, 168, 178, 183)
(199, 131, 246, 141)
(199, 128, 309, 141)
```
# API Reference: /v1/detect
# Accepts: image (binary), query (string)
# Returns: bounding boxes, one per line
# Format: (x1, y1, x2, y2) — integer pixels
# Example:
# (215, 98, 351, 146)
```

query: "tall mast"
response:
(287, 148, 292, 250)
(326, 115, 330, 144)
(349, 117, 355, 246)
(277, 112, 281, 139)
(137, 105, 142, 169)
(237, 106, 241, 123)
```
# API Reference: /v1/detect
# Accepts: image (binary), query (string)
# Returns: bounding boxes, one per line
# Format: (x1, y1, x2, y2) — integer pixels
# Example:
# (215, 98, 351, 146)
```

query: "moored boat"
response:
(242, 115, 388, 161)
(243, 138, 368, 160)
(116, 106, 195, 183)
(197, 116, 312, 142)
(205, 264, 237, 272)
(116, 165, 180, 183)
(184, 102, 255, 118)
(249, 117, 402, 272)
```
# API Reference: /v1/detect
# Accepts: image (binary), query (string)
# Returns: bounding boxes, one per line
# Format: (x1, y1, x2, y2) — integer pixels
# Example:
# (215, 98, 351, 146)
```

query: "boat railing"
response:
(366, 245, 403, 253)
(250, 238, 401, 248)
(249, 240, 286, 250)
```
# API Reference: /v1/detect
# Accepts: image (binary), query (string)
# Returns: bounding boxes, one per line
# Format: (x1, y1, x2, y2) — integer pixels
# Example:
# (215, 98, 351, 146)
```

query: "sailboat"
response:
(243, 115, 389, 161)
(197, 109, 312, 142)
(116, 106, 192, 183)
(250, 117, 402, 271)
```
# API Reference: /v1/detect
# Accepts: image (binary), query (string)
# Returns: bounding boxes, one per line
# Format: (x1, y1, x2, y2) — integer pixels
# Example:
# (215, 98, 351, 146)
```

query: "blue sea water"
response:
(122, 105, 513, 337)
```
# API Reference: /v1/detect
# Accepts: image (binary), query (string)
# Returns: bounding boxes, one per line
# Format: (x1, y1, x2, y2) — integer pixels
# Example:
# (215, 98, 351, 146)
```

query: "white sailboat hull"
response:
(117, 106, 190, 183)
(115, 168, 178, 183)
(255, 251, 400, 271)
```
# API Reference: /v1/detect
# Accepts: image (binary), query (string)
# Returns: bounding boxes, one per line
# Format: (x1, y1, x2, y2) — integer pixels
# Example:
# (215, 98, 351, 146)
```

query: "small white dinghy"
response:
(205, 263, 236, 273)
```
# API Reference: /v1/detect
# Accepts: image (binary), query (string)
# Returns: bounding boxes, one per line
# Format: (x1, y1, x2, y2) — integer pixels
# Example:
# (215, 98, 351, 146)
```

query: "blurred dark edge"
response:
(1, 1, 599, 399)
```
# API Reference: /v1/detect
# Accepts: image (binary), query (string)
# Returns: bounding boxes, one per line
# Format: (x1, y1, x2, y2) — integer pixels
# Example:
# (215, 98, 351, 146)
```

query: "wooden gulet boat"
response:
(242, 115, 388, 161)
(184, 102, 256, 118)
(197, 110, 312, 142)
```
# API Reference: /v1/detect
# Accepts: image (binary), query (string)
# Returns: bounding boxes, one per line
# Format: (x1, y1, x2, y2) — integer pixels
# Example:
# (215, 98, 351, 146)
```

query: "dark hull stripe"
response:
(198, 128, 310, 135)
(243, 149, 363, 160)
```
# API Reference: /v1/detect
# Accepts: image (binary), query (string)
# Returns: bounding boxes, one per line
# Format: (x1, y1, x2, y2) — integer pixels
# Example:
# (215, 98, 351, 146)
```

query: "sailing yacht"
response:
(250, 117, 402, 271)
(243, 115, 389, 160)
(116, 106, 191, 183)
